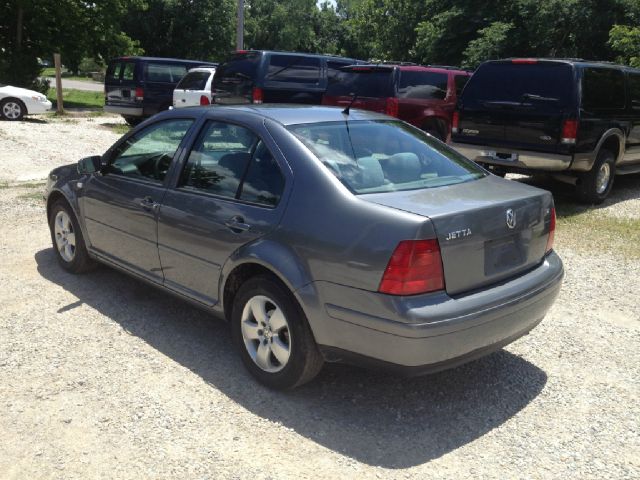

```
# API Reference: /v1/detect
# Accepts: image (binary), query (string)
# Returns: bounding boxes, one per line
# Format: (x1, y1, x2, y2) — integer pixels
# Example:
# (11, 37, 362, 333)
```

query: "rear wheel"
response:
(48, 200, 96, 273)
(231, 275, 323, 389)
(576, 149, 615, 204)
(0, 98, 25, 121)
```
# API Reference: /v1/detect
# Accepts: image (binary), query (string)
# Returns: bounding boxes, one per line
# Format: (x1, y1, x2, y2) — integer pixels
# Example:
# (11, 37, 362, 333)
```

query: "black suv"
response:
(105, 56, 216, 125)
(451, 59, 640, 203)
(212, 50, 360, 105)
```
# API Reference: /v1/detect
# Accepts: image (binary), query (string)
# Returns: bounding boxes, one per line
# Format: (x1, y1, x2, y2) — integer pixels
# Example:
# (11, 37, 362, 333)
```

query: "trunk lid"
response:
(454, 60, 577, 153)
(362, 176, 554, 295)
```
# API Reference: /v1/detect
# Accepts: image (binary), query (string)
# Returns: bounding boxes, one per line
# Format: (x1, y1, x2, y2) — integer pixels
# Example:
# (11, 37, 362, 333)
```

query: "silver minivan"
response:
(173, 67, 217, 108)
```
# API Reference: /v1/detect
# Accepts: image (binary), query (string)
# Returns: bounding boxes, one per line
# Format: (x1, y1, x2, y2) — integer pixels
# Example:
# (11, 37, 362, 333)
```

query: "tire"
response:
(231, 275, 324, 389)
(48, 200, 96, 273)
(0, 98, 25, 121)
(576, 149, 616, 204)
(123, 116, 143, 126)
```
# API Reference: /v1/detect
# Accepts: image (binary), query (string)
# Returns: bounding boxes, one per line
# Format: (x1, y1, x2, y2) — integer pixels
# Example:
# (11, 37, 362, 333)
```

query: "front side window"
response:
(398, 71, 448, 100)
(288, 120, 485, 194)
(582, 67, 626, 110)
(266, 55, 321, 84)
(145, 63, 189, 83)
(181, 121, 284, 206)
(106, 119, 194, 182)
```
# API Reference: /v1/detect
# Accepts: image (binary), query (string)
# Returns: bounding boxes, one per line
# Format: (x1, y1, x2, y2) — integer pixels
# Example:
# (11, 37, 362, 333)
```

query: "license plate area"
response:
(484, 235, 526, 276)
(483, 151, 518, 162)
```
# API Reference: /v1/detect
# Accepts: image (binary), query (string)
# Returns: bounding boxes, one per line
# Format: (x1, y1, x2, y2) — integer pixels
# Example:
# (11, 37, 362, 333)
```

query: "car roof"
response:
(174, 104, 391, 125)
(111, 56, 217, 66)
(230, 50, 360, 62)
(342, 64, 469, 75)
(486, 58, 640, 72)
(187, 67, 217, 73)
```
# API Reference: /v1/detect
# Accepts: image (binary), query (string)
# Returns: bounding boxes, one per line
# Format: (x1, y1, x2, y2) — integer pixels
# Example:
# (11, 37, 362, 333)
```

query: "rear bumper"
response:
(450, 142, 573, 171)
(300, 251, 563, 372)
(104, 104, 143, 117)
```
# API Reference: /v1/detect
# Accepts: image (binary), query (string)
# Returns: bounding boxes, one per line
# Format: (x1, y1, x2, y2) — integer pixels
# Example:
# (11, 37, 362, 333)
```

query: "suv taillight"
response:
(546, 207, 556, 253)
(385, 97, 399, 117)
(452, 111, 460, 133)
(200, 95, 210, 106)
(561, 119, 578, 144)
(379, 239, 445, 296)
(252, 87, 263, 104)
(134, 87, 144, 101)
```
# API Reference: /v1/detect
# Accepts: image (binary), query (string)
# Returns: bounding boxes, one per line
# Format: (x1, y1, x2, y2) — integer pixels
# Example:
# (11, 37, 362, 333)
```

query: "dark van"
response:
(212, 50, 360, 105)
(451, 59, 640, 203)
(104, 56, 217, 125)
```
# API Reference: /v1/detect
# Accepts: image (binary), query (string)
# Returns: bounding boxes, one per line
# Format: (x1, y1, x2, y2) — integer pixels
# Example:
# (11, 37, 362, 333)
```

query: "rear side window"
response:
(145, 63, 188, 83)
(326, 69, 395, 97)
(629, 73, 640, 110)
(180, 122, 284, 206)
(462, 62, 574, 109)
(582, 68, 626, 110)
(265, 55, 321, 84)
(454, 75, 469, 96)
(177, 71, 211, 90)
(398, 71, 448, 100)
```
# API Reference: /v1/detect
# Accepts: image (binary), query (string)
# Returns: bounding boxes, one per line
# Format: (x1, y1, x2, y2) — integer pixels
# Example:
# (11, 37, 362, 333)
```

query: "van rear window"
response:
(177, 71, 211, 90)
(326, 69, 395, 98)
(461, 62, 574, 108)
(398, 71, 448, 100)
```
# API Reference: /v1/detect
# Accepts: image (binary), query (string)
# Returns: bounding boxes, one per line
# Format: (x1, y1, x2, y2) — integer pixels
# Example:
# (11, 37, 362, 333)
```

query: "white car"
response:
(0, 84, 52, 120)
(172, 67, 216, 108)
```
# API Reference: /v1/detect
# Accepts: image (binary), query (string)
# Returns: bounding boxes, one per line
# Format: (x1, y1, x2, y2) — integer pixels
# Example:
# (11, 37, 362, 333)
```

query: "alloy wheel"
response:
(240, 295, 291, 373)
(54, 210, 76, 262)
(596, 162, 611, 195)
(2, 101, 22, 120)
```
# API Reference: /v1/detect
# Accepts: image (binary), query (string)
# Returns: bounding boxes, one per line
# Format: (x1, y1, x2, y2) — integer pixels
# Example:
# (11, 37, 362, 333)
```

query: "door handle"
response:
(225, 216, 251, 233)
(139, 196, 159, 211)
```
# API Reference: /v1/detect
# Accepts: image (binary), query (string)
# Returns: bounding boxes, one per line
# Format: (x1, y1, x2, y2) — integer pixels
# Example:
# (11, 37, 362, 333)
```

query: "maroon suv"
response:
(322, 64, 471, 141)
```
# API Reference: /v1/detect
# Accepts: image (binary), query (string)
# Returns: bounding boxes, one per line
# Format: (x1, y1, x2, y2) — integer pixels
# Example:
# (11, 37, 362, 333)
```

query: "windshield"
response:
(288, 120, 486, 194)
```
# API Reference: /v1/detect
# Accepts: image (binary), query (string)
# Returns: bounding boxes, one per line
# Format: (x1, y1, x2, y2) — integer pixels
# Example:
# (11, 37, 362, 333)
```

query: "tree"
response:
(462, 22, 513, 69)
(609, 24, 640, 67)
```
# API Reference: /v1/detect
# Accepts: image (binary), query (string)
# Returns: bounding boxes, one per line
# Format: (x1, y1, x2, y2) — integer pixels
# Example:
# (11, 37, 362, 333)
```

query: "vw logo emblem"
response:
(506, 208, 516, 229)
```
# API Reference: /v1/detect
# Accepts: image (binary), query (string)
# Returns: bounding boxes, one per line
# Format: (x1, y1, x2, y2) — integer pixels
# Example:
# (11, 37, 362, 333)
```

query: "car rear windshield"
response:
(144, 63, 189, 83)
(326, 68, 395, 97)
(287, 120, 486, 194)
(265, 55, 321, 84)
(177, 71, 211, 90)
(398, 71, 448, 99)
(461, 62, 575, 109)
(214, 52, 261, 85)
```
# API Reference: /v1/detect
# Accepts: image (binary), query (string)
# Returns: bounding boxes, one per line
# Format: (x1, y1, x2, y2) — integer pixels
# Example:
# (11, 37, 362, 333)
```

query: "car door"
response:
(81, 117, 196, 281)
(157, 120, 288, 305)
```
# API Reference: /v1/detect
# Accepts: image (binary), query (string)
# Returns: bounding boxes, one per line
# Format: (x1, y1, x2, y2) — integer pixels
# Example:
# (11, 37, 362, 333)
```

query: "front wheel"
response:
(576, 149, 615, 204)
(0, 98, 25, 121)
(49, 200, 96, 273)
(231, 275, 323, 389)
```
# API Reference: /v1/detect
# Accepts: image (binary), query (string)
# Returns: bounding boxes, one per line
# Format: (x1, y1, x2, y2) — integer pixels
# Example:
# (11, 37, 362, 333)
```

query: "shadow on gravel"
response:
(36, 248, 547, 468)
(511, 173, 640, 218)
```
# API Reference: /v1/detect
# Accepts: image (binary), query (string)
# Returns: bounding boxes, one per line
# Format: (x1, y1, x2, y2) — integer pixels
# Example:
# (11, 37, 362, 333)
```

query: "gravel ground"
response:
(0, 116, 639, 479)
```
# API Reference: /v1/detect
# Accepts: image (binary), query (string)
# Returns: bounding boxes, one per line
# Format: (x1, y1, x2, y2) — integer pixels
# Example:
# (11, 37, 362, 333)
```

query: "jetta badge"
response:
(506, 208, 516, 229)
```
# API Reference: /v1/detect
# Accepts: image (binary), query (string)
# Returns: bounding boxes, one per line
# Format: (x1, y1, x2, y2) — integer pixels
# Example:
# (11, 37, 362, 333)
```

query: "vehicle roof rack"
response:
(427, 64, 472, 71)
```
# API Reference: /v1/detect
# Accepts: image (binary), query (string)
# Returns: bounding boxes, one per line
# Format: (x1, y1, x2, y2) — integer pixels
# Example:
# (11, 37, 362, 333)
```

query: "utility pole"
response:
(236, 0, 244, 50)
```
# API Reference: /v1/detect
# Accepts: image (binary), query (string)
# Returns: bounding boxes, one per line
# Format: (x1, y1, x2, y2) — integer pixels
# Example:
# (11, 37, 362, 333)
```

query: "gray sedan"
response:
(45, 105, 563, 389)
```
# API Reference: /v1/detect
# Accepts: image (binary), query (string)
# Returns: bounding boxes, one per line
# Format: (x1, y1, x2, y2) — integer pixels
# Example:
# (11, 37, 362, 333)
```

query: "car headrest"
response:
(357, 157, 385, 188)
(383, 152, 421, 184)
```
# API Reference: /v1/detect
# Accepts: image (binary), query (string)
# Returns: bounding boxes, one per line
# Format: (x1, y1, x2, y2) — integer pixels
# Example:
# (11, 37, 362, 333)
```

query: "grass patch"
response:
(18, 191, 45, 202)
(0, 181, 46, 190)
(556, 207, 640, 259)
(103, 123, 130, 135)
(47, 88, 104, 109)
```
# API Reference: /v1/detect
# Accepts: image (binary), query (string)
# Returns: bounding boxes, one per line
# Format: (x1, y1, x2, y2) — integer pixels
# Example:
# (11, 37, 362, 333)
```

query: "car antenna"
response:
(342, 93, 358, 115)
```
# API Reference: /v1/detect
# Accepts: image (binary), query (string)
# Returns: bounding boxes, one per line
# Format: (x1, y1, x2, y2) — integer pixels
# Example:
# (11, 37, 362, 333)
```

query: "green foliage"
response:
(47, 89, 104, 109)
(609, 25, 640, 67)
(462, 22, 514, 69)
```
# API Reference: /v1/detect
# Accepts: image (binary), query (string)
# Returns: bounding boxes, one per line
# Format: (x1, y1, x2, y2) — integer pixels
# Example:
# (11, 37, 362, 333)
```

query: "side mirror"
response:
(77, 155, 103, 175)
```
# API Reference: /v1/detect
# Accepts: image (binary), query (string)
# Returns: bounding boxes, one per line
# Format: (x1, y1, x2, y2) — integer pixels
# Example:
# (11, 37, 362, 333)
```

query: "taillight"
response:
(200, 95, 210, 106)
(385, 97, 399, 117)
(452, 111, 460, 133)
(379, 239, 445, 296)
(546, 207, 556, 254)
(252, 87, 263, 104)
(134, 87, 144, 101)
(511, 58, 538, 64)
(561, 119, 578, 144)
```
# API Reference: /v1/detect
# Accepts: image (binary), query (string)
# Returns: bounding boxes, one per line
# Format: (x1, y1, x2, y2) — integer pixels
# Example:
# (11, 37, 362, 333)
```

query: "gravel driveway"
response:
(0, 116, 638, 479)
